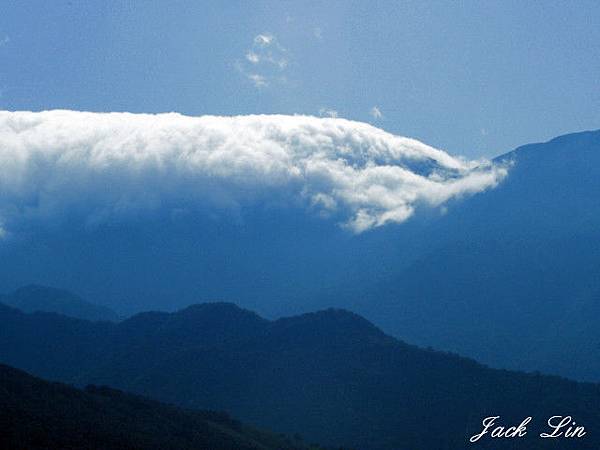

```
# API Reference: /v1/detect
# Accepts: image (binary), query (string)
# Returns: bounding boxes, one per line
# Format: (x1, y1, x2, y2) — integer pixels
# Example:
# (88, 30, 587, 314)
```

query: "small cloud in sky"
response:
(0, 35, 9, 47)
(246, 52, 260, 64)
(313, 27, 323, 40)
(319, 108, 338, 118)
(237, 32, 289, 88)
(369, 106, 383, 119)
(248, 74, 267, 88)
(254, 33, 275, 47)
(480, 128, 488, 136)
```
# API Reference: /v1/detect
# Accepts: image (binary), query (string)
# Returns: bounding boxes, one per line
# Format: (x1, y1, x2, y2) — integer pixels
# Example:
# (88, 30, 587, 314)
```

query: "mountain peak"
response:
(117, 302, 269, 345)
(272, 307, 391, 346)
(547, 128, 600, 145)
(174, 302, 268, 325)
(496, 128, 600, 163)
(177, 301, 255, 315)
(4, 285, 120, 322)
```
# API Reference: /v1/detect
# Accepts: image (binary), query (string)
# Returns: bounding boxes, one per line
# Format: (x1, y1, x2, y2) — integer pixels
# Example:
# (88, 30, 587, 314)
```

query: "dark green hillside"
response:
(0, 363, 319, 450)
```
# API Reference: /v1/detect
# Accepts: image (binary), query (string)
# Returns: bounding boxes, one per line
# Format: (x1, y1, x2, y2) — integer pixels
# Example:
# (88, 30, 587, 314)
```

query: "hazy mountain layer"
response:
(1, 302, 599, 449)
(348, 130, 600, 381)
(0, 128, 598, 383)
(0, 284, 120, 322)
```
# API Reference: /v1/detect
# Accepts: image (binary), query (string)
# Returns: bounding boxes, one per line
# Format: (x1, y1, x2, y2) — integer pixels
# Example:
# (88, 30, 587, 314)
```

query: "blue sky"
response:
(0, 0, 599, 158)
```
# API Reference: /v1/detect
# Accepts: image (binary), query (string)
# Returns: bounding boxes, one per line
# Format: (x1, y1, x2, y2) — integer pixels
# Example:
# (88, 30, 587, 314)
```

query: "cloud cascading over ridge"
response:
(0, 110, 507, 235)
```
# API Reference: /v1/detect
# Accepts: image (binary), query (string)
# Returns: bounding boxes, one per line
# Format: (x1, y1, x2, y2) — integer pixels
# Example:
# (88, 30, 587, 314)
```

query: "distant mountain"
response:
(0, 363, 317, 450)
(1, 303, 600, 449)
(1, 112, 597, 446)
(0, 129, 598, 383)
(348, 130, 600, 381)
(0, 285, 120, 322)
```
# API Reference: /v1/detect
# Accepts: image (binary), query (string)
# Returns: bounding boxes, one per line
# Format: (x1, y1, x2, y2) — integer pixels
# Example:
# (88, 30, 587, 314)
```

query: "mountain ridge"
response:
(1, 284, 120, 322)
(1, 301, 600, 449)
(346, 128, 600, 381)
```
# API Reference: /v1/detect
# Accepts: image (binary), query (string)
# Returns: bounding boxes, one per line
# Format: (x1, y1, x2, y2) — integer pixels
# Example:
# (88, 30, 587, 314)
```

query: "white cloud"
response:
(246, 52, 260, 64)
(248, 74, 268, 87)
(313, 28, 323, 40)
(370, 106, 383, 119)
(0, 110, 507, 234)
(237, 33, 289, 88)
(254, 33, 274, 47)
(0, 36, 8, 47)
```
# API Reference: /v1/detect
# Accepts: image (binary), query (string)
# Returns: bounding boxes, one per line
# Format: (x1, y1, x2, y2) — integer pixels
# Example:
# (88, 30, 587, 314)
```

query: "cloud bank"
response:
(0, 110, 507, 235)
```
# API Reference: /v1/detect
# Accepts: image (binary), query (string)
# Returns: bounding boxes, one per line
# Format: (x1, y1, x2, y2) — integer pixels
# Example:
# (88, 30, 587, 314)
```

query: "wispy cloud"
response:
(313, 27, 323, 40)
(319, 108, 338, 118)
(0, 111, 506, 235)
(0, 35, 9, 47)
(237, 33, 289, 88)
(369, 106, 383, 119)
(248, 74, 267, 88)
(246, 51, 260, 64)
(254, 33, 275, 47)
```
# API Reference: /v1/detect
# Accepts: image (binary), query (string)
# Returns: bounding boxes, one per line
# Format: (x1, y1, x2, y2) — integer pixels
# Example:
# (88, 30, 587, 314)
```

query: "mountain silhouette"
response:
(0, 363, 319, 450)
(1, 285, 120, 322)
(1, 302, 600, 449)
(348, 129, 600, 381)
